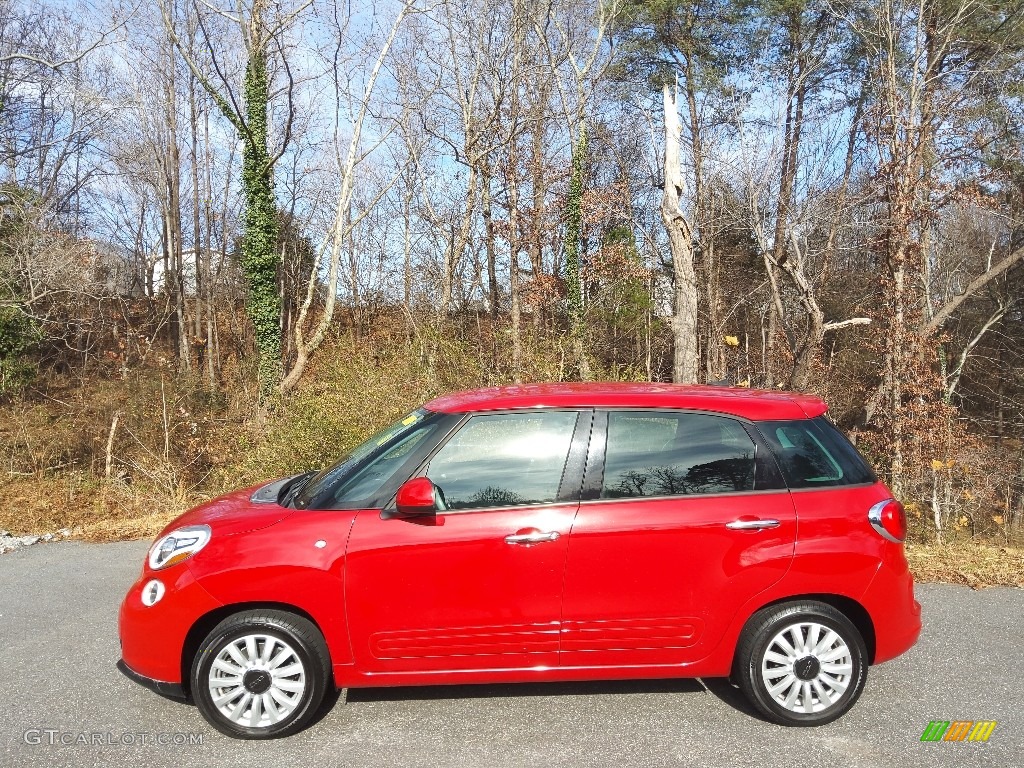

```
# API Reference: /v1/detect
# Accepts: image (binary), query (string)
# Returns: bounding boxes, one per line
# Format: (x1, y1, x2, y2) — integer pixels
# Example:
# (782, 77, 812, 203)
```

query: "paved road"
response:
(0, 540, 1019, 768)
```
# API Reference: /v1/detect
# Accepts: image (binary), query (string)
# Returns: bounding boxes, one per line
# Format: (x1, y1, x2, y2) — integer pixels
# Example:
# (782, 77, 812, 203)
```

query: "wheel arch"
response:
(734, 593, 876, 669)
(180, 601, 331, 699)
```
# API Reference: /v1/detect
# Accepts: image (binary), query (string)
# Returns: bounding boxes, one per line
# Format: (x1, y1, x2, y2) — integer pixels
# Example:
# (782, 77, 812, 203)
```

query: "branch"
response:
(264, 30, 297, 173)
(266, 0, 314, 39)
(159, 0, 243, 133)
(945, 302, 1008, 401)
(193, 0, 240, 24)
(920, 245, 1024, 335)
(823, 317, 872, 332)
(0, 9, 132, 70)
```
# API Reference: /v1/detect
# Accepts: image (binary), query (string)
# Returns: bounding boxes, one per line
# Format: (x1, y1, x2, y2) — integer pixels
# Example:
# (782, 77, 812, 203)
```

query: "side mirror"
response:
(395, 477, 445, 517)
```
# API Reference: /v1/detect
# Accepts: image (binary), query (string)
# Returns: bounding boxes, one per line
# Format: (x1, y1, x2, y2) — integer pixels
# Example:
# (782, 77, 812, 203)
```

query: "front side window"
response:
(755, 416, 875, 488)
(602, 411, 756, 498)
(425, 411, 579, 510)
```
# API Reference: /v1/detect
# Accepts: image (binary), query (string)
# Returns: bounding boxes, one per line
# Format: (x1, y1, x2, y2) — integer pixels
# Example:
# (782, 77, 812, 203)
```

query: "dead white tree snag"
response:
(661, 84, 699, 384)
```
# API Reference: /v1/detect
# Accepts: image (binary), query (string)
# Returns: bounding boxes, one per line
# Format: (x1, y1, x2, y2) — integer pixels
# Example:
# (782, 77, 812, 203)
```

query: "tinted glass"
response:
(326, 422, 438, 505)
(602, 412, 756, 498)
(425, 411, 579, 509)
(294, 409, 441, 508)
(756, 416, 875, 488)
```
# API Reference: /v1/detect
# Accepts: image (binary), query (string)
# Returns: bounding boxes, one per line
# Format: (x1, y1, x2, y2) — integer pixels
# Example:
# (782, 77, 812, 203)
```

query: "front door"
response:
(346, 409, 588, 675)
(560, 410, 796, 667)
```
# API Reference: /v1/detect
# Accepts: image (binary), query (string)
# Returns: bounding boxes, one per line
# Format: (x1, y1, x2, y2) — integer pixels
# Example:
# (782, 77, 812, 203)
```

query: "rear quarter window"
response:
(755, 416, 875, 489)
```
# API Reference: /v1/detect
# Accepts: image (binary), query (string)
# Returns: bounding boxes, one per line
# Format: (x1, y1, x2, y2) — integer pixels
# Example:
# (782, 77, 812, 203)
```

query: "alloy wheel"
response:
(760, 621, 852, 714)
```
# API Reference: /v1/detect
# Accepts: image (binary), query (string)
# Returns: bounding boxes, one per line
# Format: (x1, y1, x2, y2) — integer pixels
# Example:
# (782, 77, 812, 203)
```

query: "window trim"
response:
(383, 408, 593, 516)
(786, 481, 878, 494)
(577, 487, 794, 507)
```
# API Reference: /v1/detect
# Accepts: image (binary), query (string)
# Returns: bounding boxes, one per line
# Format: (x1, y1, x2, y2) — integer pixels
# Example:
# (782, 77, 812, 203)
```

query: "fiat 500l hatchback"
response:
(118, 383, 921, 739)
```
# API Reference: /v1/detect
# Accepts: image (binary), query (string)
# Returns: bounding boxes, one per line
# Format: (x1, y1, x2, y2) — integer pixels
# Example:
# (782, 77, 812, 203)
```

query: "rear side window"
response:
(602, 411, 756, 498)
(756, 417, 875, 488)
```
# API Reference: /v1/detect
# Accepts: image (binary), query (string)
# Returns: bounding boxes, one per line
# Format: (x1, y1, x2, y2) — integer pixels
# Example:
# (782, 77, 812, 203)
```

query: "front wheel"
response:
(191, 609, 331, 739)
(734, 601, 868, 726)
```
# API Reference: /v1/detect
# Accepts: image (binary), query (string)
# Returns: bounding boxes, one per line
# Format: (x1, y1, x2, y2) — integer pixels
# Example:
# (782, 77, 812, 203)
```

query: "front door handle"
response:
(726, 519, 780, 531)
(505, 530, 561, 545)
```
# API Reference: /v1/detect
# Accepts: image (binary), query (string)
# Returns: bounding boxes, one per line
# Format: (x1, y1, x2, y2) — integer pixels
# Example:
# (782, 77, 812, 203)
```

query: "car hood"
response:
(157, 481, 295, 538)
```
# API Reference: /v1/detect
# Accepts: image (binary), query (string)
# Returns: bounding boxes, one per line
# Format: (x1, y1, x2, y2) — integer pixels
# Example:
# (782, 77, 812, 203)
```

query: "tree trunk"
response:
(507, 160, 524, 382)
(189, 72, 203, 377)
(565, 126, 587, 377)
(482, 167, 499, 320)
(202, 105, 217, 386)
(529, 104, 546, 330)
(442, 165, 478, 314)
(239, 19, 282, 394)
(278, 2, 411, 393)
(661, 84, 699, 384)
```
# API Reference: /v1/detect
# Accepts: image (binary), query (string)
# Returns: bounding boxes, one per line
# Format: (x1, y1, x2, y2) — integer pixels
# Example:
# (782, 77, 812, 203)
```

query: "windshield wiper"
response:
(277, 470, 317, 508)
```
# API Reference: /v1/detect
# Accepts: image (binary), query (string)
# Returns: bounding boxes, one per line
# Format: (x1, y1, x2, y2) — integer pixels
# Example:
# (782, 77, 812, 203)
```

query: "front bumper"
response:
(116, 659, 186, 700)
(118, 564, 222, 687)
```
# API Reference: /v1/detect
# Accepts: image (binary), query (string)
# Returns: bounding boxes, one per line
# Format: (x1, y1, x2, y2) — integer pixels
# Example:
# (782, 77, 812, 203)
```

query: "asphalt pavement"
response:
(0, 540, 1020, 768)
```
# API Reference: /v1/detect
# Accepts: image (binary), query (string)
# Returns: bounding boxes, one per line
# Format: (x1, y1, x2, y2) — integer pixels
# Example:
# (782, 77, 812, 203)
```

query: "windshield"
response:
(291, 408, 438, 509)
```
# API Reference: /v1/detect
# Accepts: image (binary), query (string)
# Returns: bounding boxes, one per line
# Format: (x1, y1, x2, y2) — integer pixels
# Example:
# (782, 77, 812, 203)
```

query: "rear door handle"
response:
(505, 531, 561, 545)
(726, 519, 780, 531)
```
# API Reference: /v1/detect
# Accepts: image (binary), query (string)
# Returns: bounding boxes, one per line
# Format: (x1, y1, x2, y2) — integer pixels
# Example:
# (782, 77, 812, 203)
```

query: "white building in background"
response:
(146, 249, 241, 299)
(82, 241, 238, 300)
(148, 250, 198, 297)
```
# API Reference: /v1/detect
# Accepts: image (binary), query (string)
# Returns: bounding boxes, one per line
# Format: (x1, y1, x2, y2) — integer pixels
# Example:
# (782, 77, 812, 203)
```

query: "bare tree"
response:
(279, 0, 417, 393)
(662, 84, 699, 384)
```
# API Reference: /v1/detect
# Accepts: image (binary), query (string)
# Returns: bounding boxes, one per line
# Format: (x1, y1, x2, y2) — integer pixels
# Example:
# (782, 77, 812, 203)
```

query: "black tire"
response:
(734, 601, 868, 726)
(190, 609, 331, 739)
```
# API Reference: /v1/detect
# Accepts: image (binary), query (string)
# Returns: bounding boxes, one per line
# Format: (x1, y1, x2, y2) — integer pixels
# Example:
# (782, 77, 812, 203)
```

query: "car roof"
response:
(423, 382, 827, 421)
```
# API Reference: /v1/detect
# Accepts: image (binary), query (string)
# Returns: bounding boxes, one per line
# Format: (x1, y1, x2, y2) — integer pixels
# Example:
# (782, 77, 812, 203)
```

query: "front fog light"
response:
(141, 579, 165, 607)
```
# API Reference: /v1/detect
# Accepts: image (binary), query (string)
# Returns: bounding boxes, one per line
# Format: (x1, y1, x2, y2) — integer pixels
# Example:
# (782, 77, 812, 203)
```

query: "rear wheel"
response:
(734, 601, 867, 726)
(191, 609, 331, 739)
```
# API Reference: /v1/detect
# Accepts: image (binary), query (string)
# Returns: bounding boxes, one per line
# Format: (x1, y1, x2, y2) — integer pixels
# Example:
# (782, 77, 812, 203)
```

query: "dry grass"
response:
(0, 474, 109, 534)
(906, 542, 1024, 589)
(0, 474, 196, 541)
(77, 509, 184, 542)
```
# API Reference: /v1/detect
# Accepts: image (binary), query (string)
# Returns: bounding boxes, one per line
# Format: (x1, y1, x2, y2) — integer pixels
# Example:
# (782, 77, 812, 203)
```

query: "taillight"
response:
(868, 499, 906, 543)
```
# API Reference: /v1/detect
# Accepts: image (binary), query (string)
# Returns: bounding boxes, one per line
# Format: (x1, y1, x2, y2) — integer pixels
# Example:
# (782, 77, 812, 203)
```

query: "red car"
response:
(118, 383, 921, 739)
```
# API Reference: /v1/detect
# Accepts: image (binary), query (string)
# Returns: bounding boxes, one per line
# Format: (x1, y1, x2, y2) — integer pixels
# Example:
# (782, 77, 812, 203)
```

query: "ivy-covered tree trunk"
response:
(565, 126, 585, 328)
(565, 126, 589, 378)
(239, 41, 281, 394)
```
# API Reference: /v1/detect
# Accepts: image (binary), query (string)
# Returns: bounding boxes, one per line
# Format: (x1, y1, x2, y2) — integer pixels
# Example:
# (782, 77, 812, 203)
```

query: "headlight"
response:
(148, 525, 212, 570)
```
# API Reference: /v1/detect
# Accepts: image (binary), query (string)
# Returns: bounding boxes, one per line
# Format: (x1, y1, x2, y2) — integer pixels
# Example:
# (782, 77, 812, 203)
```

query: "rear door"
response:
(559, 410, 796, 667)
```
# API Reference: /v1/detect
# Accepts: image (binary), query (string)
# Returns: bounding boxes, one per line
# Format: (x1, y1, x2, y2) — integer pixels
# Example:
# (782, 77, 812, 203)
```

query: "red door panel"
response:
(560, 492, 796, 667)
(345, 504, 576, 674)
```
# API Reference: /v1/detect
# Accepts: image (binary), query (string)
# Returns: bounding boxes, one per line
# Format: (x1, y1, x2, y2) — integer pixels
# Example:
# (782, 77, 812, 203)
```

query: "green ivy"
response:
(239, 47, 282, 395)
(0, 306, 38, 398)
(565, 125, 586, 328)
